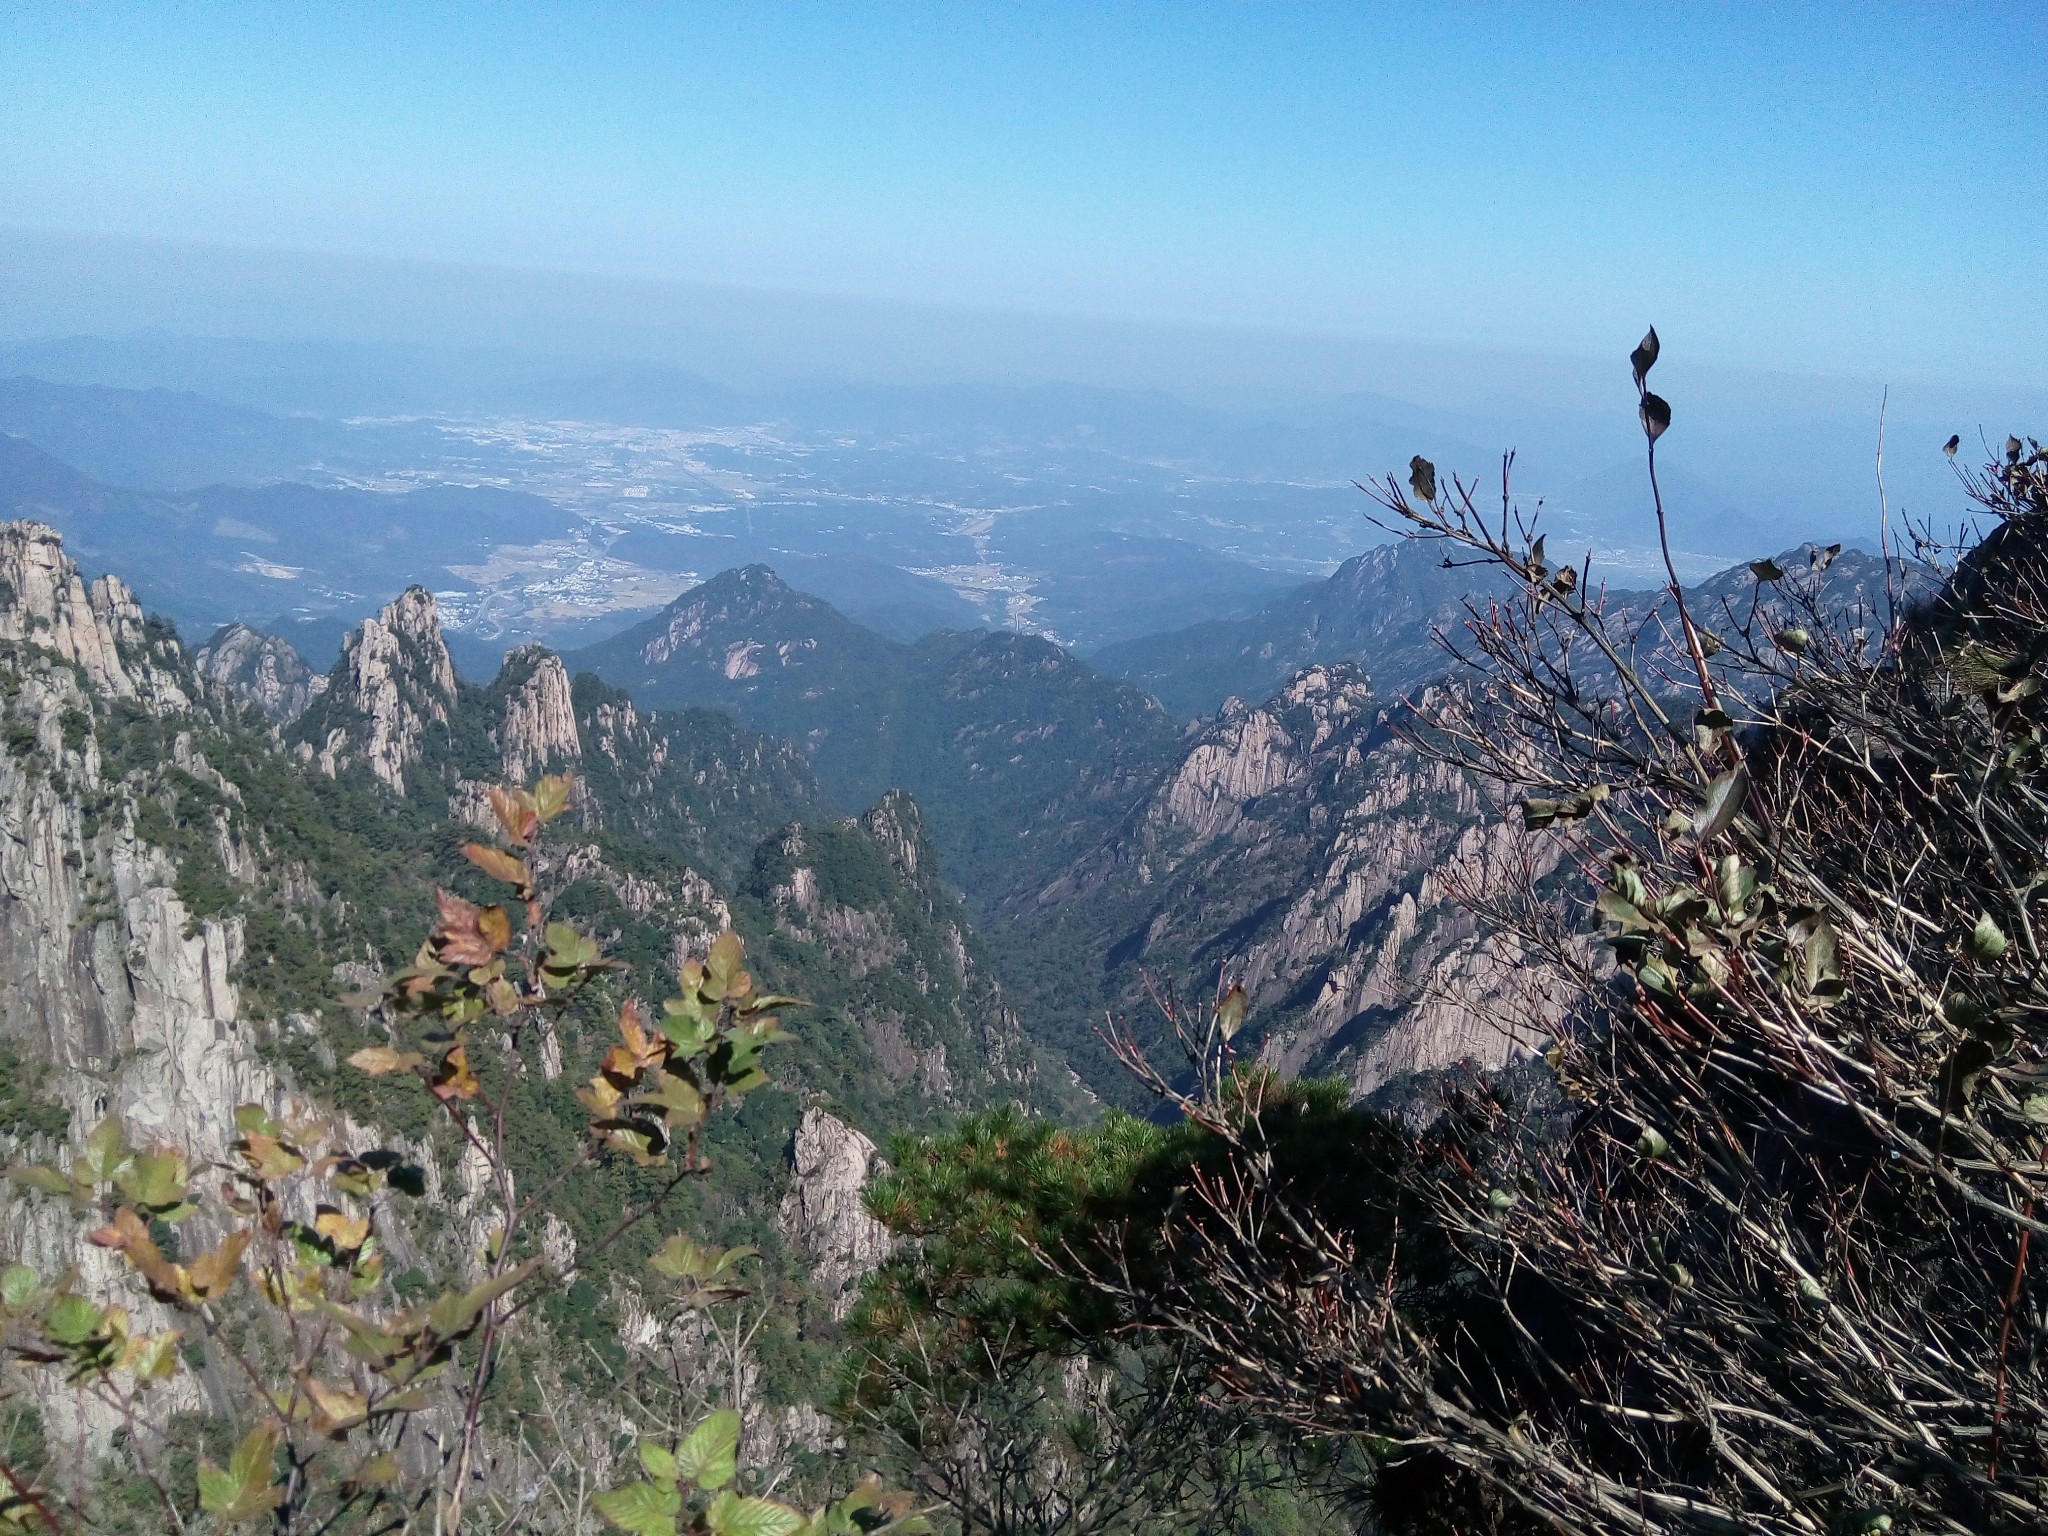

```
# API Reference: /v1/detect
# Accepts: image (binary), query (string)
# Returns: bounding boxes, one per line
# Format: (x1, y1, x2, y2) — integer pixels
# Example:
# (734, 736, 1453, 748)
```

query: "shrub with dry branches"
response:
(1062, 342, 2048, 1535)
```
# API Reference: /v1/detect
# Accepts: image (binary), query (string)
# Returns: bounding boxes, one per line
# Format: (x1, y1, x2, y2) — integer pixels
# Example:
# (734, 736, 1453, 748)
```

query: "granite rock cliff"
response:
(295, 586, 457, 793)
(193, 621, 328, 724)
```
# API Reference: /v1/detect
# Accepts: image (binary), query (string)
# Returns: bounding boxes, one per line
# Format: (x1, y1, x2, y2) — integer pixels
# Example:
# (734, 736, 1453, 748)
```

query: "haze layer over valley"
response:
(2, 274, 2024, 680)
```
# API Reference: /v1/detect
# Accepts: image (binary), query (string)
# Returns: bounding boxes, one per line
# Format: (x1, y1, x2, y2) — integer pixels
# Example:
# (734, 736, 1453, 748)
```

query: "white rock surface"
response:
(314, 587, 457, 793)
(776, 1108, 894, 1317)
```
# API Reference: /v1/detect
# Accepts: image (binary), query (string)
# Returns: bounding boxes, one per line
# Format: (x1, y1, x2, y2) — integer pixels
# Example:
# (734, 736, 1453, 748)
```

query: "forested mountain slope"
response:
(0, 518, 1067, 1499)
(570, 564, 1188, 906)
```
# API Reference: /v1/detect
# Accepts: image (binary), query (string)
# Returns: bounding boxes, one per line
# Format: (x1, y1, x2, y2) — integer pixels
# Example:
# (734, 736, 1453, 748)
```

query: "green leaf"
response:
(426, 1258, 540, 1338)
(1692, 763, 1750, 844)
(76, 1117, 131, 1186)
(0, 1265, 37, 1312)
(658, 998, 716, 1053)
(11, 1166, 81, 1199)
(1714, 855, 1756, 918)
(228, 1422, 279, 1494)
(706, 930, 744, 994)
(637, 1074, 705, 1130)
(676, 1409, 741, 1491)
(1969, 914, 2010, 961)
(638, 1440, 680, 1489)
(117, 1149, 189, 1212)
(649, 1234, 714, 1282)
(1635, 1127, 1669, 1160)
(233, 1104, 281, 1139)
(197, 1464, 241, 1517)
(595, 1480, 682, 1536)
(1595, 891, 1650, 932)
(1773, 626, 1810, 657)
(43, 1293, 103, 1346)
(706, 1492, 805, 1536)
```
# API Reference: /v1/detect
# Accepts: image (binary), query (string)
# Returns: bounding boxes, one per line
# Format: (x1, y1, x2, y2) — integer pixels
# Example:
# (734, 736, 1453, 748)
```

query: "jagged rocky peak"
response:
(776, 1107, 895, 1317)
(859, 788, 925, 880)
(194, 622, 328, 724)
(0, 520, 188, 711)
(297, 586, 457, 794)
(1160, 662, 1374, 840)
(491, 644, 582, 783)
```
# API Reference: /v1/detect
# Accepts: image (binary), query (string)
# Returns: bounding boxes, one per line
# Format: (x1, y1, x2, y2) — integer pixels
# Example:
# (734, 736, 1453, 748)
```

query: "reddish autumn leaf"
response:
(488, 786, 539, 847)
(429, 1045, 481, 1102)
(432, 889, 497, 967)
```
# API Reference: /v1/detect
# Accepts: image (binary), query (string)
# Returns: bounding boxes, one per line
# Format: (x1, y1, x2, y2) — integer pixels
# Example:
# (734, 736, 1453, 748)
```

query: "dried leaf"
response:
(1692, 764, 1750, 844)
(433, 889, 498, 967)
(489, 785, 539, 847)
(184, 1230, 251, 1300)
(462, 842, 532, 889)
(534, 773, 576, 823)
(1630, 326, 1660, 386)
(1216, 985, 1248, 1041)
(428, 1045, 481, 1102)
(347, 1046, 423, 1076)
(1639, 392, 1672, 442)
(314, 1208, 372, 1253)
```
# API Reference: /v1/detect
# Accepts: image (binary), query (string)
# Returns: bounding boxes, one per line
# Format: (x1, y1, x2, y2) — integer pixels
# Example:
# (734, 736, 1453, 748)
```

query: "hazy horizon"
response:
(2, 4, 2040, 669)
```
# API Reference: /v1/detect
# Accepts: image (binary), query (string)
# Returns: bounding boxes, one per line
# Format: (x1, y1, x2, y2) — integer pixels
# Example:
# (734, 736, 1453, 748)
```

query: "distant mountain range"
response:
(1089, 535, 1501, 717)
(0, 428, 580, 644)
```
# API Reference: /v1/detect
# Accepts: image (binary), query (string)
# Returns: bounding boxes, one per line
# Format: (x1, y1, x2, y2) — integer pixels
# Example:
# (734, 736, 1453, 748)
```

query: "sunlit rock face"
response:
(1029, 662, 1558, 1105)
(0, 520, 189, 710)
(194, 622, 327, 724)
(303, 586, 458, 794)
(492, 644, 582, 783)
(777, 1108, 895, 1317)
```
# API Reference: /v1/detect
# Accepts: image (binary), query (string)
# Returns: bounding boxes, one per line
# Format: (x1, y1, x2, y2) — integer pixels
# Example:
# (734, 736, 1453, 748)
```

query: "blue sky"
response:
(2, 2, 2042, 386)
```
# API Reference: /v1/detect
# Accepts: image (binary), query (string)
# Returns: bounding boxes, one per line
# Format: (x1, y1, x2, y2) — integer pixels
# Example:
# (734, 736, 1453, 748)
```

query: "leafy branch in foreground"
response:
(0, 772, 922, 1535)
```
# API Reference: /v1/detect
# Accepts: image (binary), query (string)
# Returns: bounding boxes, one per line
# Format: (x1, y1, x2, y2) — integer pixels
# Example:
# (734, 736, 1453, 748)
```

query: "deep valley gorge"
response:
(0, 368, 2025, 1536)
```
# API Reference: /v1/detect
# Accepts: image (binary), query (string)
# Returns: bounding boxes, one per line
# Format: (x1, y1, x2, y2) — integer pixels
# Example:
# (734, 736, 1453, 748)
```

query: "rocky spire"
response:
(492, 645, 582, 783)
(301, 587, 458, 794)
(0, 521, 188, 712)
(776, 1108, 895, 1317)
(859, 789, 926, 880)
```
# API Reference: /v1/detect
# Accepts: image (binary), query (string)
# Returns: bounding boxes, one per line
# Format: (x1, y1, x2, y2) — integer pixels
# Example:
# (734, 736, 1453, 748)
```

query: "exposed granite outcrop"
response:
(1031, 662, 1557, 1104)
(492, 644, 582, 783)
(194, 622, 327, 723)
(299, 586, 457, 794)
(0, 520, 188, 711)
(776, 1108, 894, 1317)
